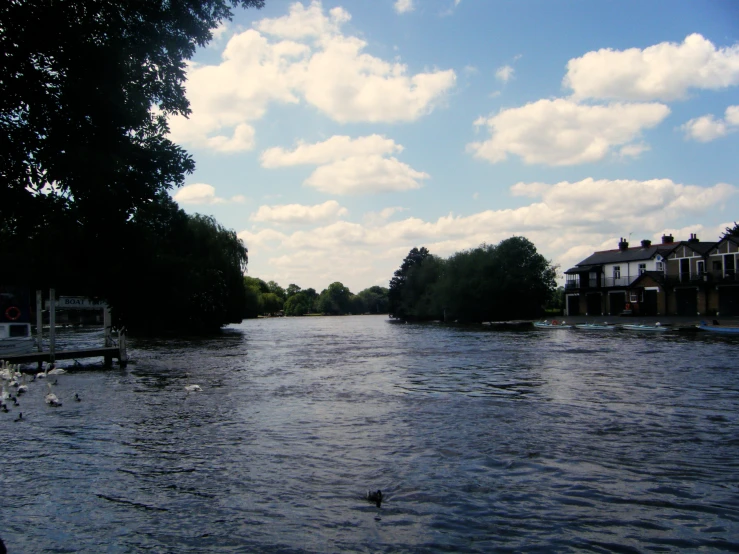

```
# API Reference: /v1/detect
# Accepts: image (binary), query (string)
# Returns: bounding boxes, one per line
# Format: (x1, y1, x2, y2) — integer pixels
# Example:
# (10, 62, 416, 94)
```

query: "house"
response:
(705, 234, 739, 315)
(564, 236, 677, 316)
(565, 233, 729, 317)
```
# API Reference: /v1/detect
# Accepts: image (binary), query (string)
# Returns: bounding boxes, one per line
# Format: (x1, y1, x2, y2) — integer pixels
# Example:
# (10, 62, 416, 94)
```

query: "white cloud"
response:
(261, 135, 429, 195)
(173, 183, 246, 205)
(260, 134, 401, 167)
(565, 33, 739, 101)
(251, 200, 348, 224)
(305, 155, 429, 194)
(168, 1, 455, 150)
(468, 98, 670, 166)
(495, 65, 514, 83)
(394, 0, 414, 14)
(681, 105, 739, 142)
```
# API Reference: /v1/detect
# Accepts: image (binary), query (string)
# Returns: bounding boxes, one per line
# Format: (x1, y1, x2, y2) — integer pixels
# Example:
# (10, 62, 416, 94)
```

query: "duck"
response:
(45, 383, 62, 407)
(366, 490, 383, 507)
(74, 393, 82, 402)
(14, 412, 22, 422)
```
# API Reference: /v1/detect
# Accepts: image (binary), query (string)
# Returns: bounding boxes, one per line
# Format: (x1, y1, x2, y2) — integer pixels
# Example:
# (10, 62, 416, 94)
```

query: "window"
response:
(656, 261, 664, 271)
(613, 266, 621, 279)
(630, 292, 639, 303)
(696, 260, 705, 274)
(638, 263, 646, 274)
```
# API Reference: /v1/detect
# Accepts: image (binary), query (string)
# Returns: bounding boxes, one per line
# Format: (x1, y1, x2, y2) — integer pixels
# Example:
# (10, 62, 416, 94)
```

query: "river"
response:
(2, 315, 738, 553)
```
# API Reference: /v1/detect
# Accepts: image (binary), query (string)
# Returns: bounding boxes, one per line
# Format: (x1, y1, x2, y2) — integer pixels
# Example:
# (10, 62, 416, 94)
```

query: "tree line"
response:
(243, 278, 389, 318)
(388, 237, 558, 323)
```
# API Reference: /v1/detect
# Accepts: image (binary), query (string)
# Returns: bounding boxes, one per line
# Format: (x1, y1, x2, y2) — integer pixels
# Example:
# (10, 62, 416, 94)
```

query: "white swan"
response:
(47, 362, 67, 376)
(184, 373, 202, 392)
(16, 373, 28, 395)
(45, 382, 62, 407)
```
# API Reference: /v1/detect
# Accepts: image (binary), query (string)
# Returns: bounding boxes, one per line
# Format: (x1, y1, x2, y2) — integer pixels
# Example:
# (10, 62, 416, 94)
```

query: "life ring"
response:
(552, 319, 559, 325)
(5, 306, 21, 321)
(625, 303, 631, 310)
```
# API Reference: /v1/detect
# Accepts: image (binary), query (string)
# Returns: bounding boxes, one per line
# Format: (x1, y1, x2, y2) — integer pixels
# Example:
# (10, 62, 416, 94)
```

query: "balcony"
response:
(565, 274, 642, 290)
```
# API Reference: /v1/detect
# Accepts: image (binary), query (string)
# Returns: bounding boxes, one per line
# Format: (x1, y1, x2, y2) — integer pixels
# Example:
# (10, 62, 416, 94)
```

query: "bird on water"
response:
(367, 490, 383, 507)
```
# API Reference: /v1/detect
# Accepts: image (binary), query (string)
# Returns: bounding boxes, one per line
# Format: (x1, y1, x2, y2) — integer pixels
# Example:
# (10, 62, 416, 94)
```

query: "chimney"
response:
(688, 233, 699, 243)
(618, 237, 629, 251)
(661, 234, 674, 244)
(641, 239, 652, 248)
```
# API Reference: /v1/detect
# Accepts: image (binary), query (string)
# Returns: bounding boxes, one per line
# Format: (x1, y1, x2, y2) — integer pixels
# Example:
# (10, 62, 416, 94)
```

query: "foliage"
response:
(357, 286, 390, 314)
(316, 282, 352, 315)
(0, 0, 263, 333)
(284, 292, 312, 316)
(388, 237, 557, 322)
(723, 222, 739, 238)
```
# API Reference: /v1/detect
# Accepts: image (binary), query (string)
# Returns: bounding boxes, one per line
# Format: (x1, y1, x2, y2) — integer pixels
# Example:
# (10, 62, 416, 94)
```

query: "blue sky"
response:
(169, 0, 739, 293)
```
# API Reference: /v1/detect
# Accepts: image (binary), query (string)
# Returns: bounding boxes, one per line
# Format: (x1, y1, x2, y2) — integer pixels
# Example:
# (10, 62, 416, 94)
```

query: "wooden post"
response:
(119, 327, 128, 367)
(49, 288, 56, 363)
(103, 305, 112, 347)
(36, 290, 43, 352)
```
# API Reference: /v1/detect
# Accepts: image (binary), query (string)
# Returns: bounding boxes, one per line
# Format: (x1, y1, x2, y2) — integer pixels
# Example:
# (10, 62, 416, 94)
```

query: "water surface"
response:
(2, 316, 738, 552)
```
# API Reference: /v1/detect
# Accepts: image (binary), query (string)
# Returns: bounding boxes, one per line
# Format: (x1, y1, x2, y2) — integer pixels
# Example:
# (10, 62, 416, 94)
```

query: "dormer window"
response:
(613, 266, 621, 279)
(638, 263, 646, 274)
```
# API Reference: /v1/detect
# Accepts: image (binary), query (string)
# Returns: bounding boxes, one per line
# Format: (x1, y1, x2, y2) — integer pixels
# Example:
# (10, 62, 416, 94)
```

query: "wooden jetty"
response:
(1, 288, 128, 369)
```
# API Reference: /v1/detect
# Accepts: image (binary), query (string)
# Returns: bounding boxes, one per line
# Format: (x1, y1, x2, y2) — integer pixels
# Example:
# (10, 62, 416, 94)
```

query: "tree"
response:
(358, 286, 389, 314)
(317, 282, 352, 315)
(388, 247, 432, 318)
(267, 281, 287, 300)
(284, 292, 311, 316)
(723, 222, 739, 238)
(1, 0, 264, 330)
(286, 284, 302, 298)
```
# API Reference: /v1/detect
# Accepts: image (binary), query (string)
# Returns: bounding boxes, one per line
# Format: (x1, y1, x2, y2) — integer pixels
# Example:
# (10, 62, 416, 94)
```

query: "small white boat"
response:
(621, 323, 669, 332)
(533, 320, 572, 329)
(575, 323, 617, 330)
(0, 322, 34, 356)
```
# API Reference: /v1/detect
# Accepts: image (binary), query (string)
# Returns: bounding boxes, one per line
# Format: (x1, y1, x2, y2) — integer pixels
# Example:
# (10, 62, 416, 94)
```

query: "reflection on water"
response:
(2, 317, 738, 552)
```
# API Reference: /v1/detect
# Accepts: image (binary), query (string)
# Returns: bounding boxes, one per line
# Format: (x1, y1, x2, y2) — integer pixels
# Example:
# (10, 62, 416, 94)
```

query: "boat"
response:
(697, 321, 739, 334)
(533, 320, 572, 329)
(575, 323, 617, 330)
(621, 323, 669, 332)
(0, 322, 35, 356)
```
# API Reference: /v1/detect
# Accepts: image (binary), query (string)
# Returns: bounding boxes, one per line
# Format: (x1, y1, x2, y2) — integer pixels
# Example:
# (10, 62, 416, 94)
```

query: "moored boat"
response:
(575, 323, 617, 330)
(697, 321, 739, 334)
(533, 320, 572, 329)
(621, 323, 669, 332)
(0, 322, 35, 356)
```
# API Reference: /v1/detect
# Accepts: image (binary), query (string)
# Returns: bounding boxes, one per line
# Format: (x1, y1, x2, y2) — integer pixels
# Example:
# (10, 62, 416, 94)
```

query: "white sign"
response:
(46, 297, 108, 310)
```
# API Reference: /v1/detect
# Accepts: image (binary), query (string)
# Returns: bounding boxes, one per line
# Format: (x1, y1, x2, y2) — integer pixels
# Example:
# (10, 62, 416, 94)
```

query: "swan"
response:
(45, 383, 62, 407)
(16, 374, 28, 395)
(185, 373, 202, 393)
(47, 362, 67, 376)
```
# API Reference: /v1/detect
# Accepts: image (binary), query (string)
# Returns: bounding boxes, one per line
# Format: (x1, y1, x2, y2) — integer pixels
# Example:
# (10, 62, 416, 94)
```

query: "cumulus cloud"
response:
(250, 200, 348, 224)
(173, 183, 246, 205)
(168, 1, 456, 151)
(261, 135, 429, 194)
(468, 98, 670, 166)
(681, 105, 739, 142)
(565, 33, 739, 101)
(394, 0, 414, 14)
(495, 65, 514, 83)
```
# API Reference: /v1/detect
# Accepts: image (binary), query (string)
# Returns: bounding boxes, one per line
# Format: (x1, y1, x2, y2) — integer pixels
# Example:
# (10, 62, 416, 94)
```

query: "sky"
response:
(168, 0, 739, 293)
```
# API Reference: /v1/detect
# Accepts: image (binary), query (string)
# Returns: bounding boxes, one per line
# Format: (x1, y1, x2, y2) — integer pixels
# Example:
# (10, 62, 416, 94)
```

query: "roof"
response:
(674, 241, 718, 255)
(564, 264, 597, 274)
(574, 244, 676, 267)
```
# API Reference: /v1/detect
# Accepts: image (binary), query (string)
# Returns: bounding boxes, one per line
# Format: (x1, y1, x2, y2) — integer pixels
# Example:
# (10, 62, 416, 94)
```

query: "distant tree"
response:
(261, 293, 283, 315)
(284, 292, 312, 316)
(267, 281, 286, 300)
(388, 247, 432, 318)
(723, 222, 739, 238)
(286, 284, 302, 298)
(317, 282, 352, 315)
(358, 286, 389, 314)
